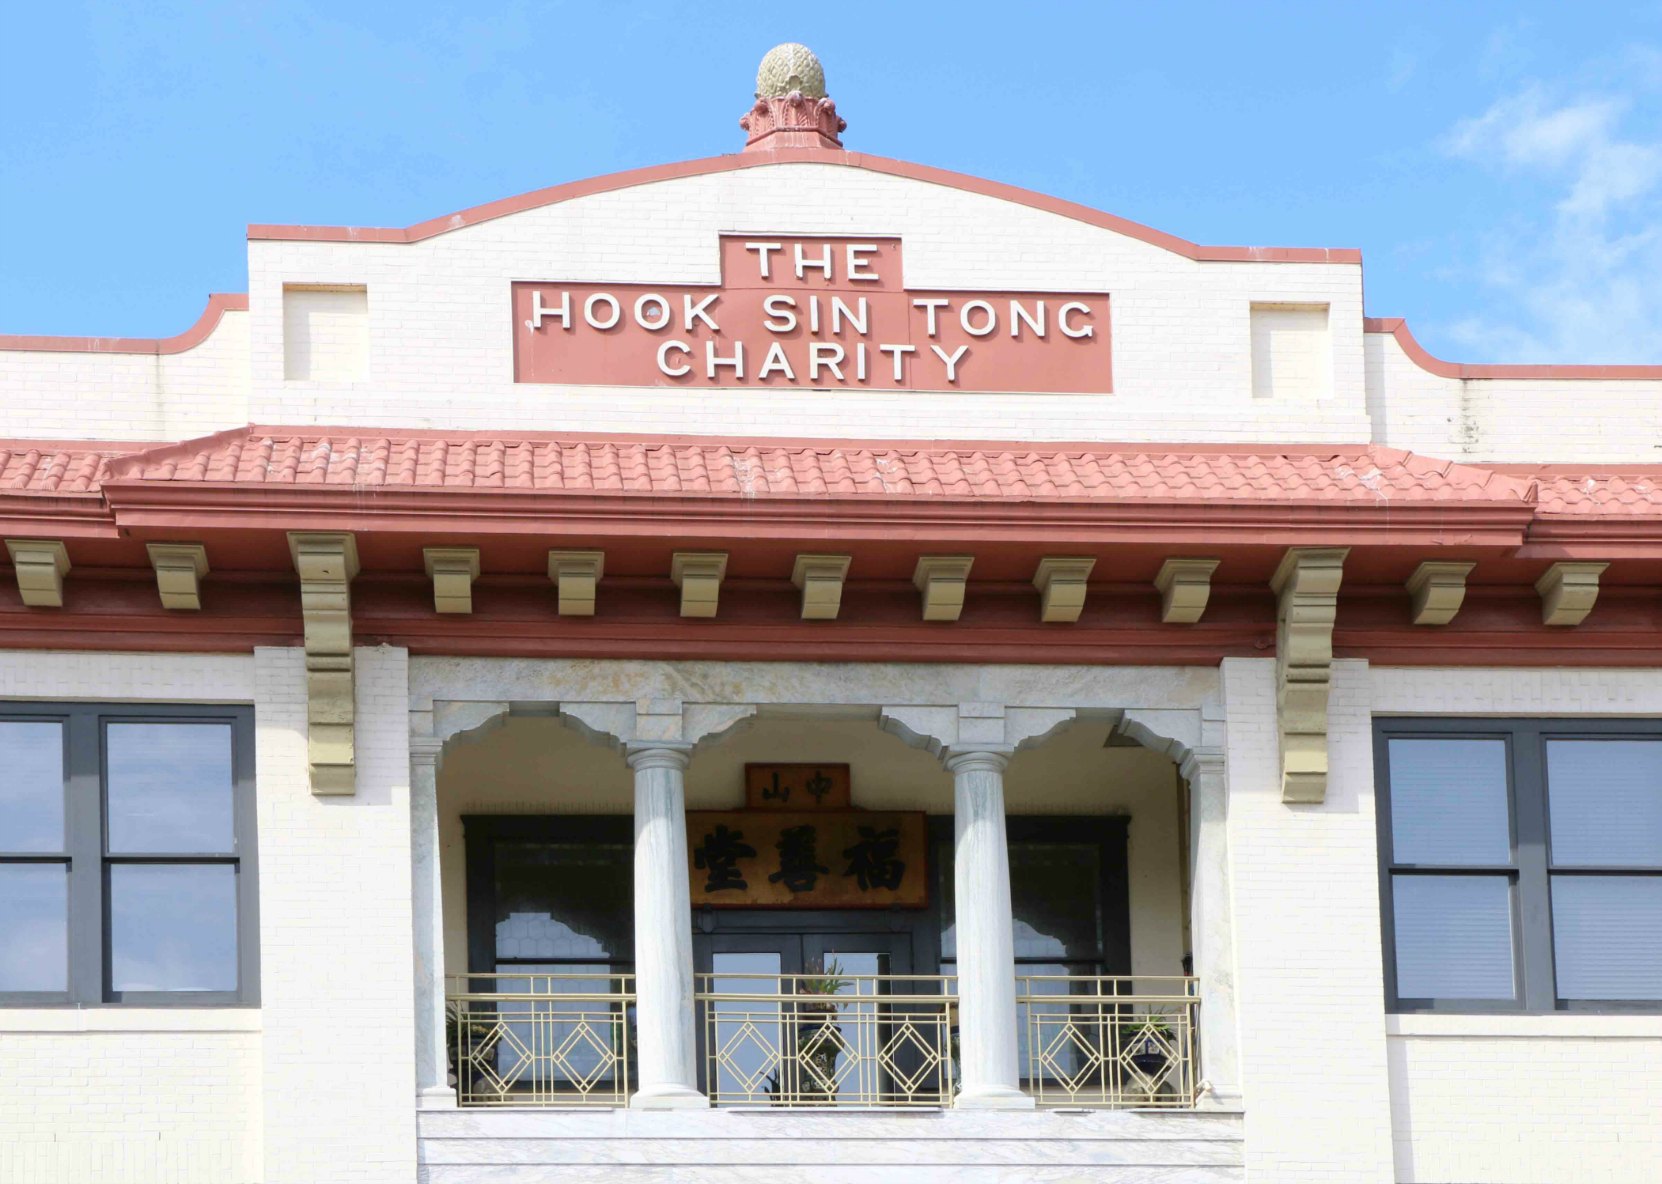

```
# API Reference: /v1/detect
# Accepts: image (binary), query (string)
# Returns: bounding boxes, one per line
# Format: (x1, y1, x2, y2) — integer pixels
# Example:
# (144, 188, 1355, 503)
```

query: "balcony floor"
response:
(417, 1105, 1245, 1183)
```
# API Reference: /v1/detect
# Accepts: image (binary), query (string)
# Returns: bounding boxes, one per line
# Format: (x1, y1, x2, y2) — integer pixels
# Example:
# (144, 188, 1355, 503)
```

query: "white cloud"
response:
(1436, 67, 1662, 362)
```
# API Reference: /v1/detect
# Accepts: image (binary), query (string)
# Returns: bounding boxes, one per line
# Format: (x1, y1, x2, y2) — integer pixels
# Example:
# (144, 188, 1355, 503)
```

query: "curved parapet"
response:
(1365, 316, 1662, 381)
(246, 150, 1359, 264)
(0, 293, 249, 356)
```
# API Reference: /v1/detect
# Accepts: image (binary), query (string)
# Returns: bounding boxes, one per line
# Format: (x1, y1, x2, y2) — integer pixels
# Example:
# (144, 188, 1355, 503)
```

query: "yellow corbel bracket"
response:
(289, 532, 359, 795)
(1271, 547, 1348, 804)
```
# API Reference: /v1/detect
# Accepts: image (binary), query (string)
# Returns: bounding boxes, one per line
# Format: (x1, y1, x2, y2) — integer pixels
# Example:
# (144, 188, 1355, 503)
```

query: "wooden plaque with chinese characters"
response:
(686, 810, 927, 908)
(744, 763, 851, 810)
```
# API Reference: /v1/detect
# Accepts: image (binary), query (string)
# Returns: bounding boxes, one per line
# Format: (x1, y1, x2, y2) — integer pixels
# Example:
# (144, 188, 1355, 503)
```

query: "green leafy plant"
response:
(798, 958, 849, 1001)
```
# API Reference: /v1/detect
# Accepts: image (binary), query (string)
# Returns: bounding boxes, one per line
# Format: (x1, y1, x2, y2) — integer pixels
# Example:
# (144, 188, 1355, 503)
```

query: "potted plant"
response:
(1118, 1015, 1176, 1082)
(792, 959, 850, 1102)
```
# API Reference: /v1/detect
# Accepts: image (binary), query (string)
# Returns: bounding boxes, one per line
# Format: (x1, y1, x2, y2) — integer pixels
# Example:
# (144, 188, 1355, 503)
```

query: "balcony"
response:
(450, 972, 635, 1107)
(447, 971, 1200, 1110)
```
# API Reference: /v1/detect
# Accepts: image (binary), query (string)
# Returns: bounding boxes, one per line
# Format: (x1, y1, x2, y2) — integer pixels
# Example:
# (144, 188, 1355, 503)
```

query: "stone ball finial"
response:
(756, 43, 826, 99)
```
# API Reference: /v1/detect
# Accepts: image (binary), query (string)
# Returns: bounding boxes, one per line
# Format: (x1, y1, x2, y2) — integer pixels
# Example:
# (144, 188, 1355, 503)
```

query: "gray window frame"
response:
(0, 703, 258, 1007)
(1375, 717, 1662, 1014)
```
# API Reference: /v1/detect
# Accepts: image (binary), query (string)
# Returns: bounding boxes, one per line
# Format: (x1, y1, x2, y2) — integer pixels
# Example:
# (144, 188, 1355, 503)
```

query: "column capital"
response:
(1178, 746, 1225, 782)
(942, 746, 1013, 775)
(410, 735, 444, 768)
(626, 741, 693, 772)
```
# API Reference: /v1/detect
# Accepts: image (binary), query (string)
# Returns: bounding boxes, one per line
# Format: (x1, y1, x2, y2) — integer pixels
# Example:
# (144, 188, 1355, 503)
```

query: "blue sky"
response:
(2, 2, 1659, 362)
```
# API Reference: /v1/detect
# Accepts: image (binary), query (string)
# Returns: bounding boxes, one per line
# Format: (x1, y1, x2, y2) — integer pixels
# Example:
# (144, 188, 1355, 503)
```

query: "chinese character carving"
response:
(761, 771, 791, 804)
(841, 825, 906, 891)
(694, 824, 757, 893)
(803, 769, 834, 805)
(768, 824, 829, 893)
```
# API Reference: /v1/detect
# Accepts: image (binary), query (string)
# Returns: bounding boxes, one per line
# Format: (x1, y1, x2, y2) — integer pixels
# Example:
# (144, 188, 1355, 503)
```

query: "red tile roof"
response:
(0, 444, 120, 494)
(91, 428, 1539, 506)
(1529, 472, 1662, 517)
(8, 428, 1662, 533)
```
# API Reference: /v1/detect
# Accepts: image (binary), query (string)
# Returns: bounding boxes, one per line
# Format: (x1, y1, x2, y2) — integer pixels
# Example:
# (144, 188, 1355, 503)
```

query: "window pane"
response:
(1388, 739, 1511, 865)
(485, 962, 628, 1094)
(1011, 843, 1102, 960)
(0, 863, 68, 991)
(109, 864, 238, 992)
(941, 837, 1106, 961)
(0, 721, 64, 851)
(1546, 741, 1662, 867)
(107, 723, 235, 854)
(1551, 876, 1662, 1001)
(938, 841, 955, 958)
(494, 841, 631, 962)
(1392, 874, 1515, 1000)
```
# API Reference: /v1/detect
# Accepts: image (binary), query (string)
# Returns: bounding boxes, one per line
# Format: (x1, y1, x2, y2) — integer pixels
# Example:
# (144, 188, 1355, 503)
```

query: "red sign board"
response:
(513, 235, 1111, 393)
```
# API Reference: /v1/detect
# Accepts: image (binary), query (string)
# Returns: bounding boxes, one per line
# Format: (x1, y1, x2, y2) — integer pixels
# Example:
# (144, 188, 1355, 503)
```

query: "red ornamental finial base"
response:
(740, 94, 846, 152)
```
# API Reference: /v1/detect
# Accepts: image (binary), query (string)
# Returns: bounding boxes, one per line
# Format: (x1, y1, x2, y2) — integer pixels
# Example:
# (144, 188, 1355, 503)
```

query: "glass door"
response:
(699, 928, 930, 1104)
(702, 933, 800, 1102)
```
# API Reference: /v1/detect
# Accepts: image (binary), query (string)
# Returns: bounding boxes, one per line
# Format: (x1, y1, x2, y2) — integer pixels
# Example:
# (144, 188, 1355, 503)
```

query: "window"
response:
(463, 817, 635, 1098)
(937, 817, 1131, 1085)
(0, 705, 256, 1005)
(937, 819, 1131, 980)
(1376, 720, 1662, 1012)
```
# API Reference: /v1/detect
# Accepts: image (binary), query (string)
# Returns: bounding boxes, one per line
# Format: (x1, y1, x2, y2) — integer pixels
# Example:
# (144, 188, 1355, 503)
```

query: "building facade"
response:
(2, 44, 1660, 1184)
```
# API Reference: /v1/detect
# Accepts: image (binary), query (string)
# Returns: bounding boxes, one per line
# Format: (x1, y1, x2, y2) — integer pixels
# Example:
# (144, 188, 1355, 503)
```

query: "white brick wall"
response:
(0, 310, 250, 442)
(254, 645, 416, 1184)
(1222, 657, 1396, 1183)
(1386, 1015, 1662, 1184)
(0, 651, 261, 1184)
(1370, 665, 1662, 1184)
(0, 1017, 262, 1184)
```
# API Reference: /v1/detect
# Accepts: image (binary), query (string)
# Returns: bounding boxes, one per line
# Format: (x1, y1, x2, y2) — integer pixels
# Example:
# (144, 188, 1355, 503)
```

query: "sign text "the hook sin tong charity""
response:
(513, 236, 1111, 393)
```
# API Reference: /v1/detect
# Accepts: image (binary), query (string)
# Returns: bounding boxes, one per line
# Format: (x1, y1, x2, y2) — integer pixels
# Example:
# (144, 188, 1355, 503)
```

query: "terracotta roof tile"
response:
(1529, 473, 1662, 517)
(77, 429, 1538, 507)
(0, 445, 119, 494)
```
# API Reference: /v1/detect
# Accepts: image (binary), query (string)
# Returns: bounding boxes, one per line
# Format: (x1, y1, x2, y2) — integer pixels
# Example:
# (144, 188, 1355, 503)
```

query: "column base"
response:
(953, 1083, 1037, 1110)
(629, 1083, 711, 1110)
(1196, 1083, 1245, 1112)
(417, 1085, 458, 1111)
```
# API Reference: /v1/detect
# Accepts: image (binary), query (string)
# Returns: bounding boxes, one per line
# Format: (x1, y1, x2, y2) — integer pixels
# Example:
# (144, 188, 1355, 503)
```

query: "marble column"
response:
(410, 737, 455, 1108)
(1183, 750, 1243, 1109)
(627, 742, 709, 1109)
(945, 747, 1034, 1109)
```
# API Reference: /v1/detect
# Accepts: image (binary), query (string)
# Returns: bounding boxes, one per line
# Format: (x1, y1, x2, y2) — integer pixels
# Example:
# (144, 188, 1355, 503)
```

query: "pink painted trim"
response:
(0, 294, 249, 355)
(1366, 317, 1662, 380)
(247, 150, 1361, 264)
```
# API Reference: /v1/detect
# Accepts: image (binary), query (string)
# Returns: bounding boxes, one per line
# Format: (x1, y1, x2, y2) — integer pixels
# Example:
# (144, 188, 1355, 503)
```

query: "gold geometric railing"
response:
(1016, 974, 1199, 1109)
(448, 972, 634, 1107)
(696, 972, 957, 1107)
